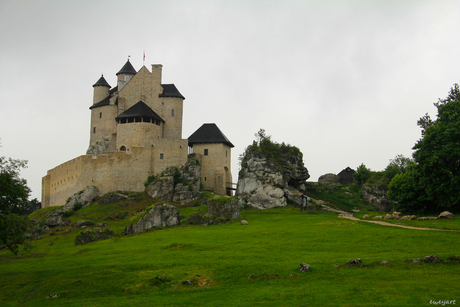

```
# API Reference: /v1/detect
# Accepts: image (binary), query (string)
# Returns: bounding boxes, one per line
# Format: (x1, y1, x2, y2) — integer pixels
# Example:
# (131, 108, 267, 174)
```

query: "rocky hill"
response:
(236, 132, 309, 209)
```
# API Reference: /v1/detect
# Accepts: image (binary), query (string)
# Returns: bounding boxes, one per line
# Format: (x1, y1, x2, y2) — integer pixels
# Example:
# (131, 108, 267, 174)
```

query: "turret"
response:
(116, 59, 137, 91)
(92, 75, 110, 104)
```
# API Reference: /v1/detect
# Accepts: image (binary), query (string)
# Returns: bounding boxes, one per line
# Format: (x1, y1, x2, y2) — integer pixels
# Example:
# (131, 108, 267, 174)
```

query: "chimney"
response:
(151, 64, 162, 85)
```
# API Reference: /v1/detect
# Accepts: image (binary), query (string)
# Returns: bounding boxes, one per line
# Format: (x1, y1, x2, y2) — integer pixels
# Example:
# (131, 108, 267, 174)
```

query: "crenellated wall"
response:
(42, 138, 188, 207)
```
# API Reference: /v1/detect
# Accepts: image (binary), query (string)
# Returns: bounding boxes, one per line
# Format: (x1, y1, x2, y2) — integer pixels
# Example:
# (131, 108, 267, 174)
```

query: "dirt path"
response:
(313, 199, 459, 232)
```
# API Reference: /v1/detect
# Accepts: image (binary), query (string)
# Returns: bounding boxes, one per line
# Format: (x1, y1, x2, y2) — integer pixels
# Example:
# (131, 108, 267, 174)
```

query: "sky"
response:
(1, 0, 459, 202)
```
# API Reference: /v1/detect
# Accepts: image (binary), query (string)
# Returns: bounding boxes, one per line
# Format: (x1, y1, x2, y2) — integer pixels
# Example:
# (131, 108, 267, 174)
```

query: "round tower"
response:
(92, 75, 111, 104)
(116, 59, 137, 91)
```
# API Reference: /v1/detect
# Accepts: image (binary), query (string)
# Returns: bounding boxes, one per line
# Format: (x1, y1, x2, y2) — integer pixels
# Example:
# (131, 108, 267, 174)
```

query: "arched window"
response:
(120, 146, 126, 151)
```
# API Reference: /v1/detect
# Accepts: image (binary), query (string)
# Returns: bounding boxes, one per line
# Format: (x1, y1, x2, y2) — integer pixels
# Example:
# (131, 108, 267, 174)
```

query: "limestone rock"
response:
(373, 216, 383, 219)
(241, 220, 248, 225)
(63, 186, 99, 211)
(346, 258, 362, 266)
(184, 198, 240, 227)
(438, 211, 454, 219)
(361, 184, 391, 212)
(146, 157, 201, 203)
(418, 217, 438, 220)
(400, 215, 417, 220)
(74, 221, 94, 228)
(363, 214, 370, 219)
(384, 214, 396, 219)
(44, 215, 63, 227)
(424, 255, 441, 264)
(299, 263, 311, 272)
(124, 204, 180, 235)
(86, 137, 114, 156)
(207, 199, 241, 220)
(44, 186, 99, 227)
(74, 228, 115, 245)
(236, 150, 309, 210)
(318, 173, 339, 184)
(97, 192, 128, 205)
(381, 261, 389, 265)
(392, 211, 402, 218)
(412, 258, 421, 263)
(146, 176, 175, 202)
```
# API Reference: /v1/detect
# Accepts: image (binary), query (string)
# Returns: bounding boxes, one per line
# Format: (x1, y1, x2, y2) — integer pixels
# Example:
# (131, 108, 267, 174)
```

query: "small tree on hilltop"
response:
(353, 163, 371, 185)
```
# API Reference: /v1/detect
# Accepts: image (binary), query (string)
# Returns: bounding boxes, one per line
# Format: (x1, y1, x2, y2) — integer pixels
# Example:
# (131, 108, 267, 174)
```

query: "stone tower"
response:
(188, 123, 234, 196)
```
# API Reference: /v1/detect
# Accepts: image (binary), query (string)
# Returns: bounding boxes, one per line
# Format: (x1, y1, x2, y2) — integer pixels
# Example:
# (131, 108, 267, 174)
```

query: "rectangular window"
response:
(171, 109, 175, 116)
(93, 127, 96, 133)
(160, 153, 164, 159)
(226, 150, 227, 157)
(99, 112, 102, 118)
(204, 149, 208, 156)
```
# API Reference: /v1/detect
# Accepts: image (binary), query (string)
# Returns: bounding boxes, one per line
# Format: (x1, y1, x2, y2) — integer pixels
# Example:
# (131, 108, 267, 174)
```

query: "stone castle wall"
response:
(192, 143, 232, 195)
(42, 138, 188, 207)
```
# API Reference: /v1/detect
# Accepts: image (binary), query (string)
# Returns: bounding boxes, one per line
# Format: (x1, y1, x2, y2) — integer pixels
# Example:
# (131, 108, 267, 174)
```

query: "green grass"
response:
(306, 182, 372, 211)
(1, 202, 459, 306)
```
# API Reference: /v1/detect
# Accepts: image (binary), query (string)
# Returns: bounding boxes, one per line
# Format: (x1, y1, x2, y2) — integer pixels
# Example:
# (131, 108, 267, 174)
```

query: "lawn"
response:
(0, 204, 459, 306)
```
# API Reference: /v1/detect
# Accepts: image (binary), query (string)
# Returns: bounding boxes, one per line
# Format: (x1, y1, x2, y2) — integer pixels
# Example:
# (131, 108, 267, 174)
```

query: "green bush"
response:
(353, 163, 372, 185)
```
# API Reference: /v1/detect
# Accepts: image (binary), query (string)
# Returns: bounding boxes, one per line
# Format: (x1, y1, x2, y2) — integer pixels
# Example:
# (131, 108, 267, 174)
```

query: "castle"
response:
(41, 60, 234, 207)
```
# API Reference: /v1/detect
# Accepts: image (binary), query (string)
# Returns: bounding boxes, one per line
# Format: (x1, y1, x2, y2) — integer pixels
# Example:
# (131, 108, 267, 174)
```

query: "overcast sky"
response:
(1, 0, 459, 201)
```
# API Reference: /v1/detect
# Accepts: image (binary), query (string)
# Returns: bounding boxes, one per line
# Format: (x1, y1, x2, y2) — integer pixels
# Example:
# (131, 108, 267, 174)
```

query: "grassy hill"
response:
(1, 191, 459, 306)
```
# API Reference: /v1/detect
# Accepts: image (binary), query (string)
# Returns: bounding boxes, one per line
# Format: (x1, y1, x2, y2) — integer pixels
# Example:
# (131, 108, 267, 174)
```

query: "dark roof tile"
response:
(160, 84, 185, 99)
(115, 101, 164, 122)
(188, 123, 234, 148)
(92, 75, 111, 87)
(116, 60, 137, 75)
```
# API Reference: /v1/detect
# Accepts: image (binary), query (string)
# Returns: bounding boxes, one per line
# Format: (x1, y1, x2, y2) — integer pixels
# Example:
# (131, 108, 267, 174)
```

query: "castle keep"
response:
(42, 60, 234, 207)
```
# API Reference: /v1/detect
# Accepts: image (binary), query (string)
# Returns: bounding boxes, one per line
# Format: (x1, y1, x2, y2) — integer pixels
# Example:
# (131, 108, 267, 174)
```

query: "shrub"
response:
(353, 163, 372, 185)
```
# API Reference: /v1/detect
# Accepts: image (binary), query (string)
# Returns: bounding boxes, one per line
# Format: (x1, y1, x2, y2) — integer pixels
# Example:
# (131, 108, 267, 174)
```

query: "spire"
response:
(92, 74, 111, 88)
(116, 59, 137, 76)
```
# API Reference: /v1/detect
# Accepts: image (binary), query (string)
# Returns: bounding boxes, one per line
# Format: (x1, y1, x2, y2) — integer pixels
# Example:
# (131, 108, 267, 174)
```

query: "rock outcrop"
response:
(124, 204, 180, 235)
(44, 186, 99, 227)
(361, 184, 391, 212)
(146, 156, 201, 203)
(74, 228, 115, 245)
(86, 137, 114, 156)
(187, 198, 241, 226)
(318, 173, 339, 184)
(438, 211, 454, 219)
(236, 151, 309, 209)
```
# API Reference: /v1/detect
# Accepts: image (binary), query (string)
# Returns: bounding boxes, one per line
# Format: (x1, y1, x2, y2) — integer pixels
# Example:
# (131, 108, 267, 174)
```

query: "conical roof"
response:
(115, 101, 164, 122)
(188, 123, 234, 148)
(92, 75, 111, 87)
(116, 59, 137, 75)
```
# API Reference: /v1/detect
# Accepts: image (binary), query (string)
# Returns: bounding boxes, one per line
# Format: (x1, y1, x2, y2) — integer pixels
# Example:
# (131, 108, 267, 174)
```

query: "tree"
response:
(384, 154, 414, 182)
(0, 213, 32, 255)
(0, 157, 35, 254)
(0, 157, 31, 214)
(353, 163, 371, 185)
(388, 84, 460, 213)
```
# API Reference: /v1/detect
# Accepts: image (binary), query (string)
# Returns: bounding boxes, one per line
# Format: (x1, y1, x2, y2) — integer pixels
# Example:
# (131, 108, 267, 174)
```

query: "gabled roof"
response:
(116, 59, 137, 76)
(160, 84, 185, 99)
(93, 75, 111, 87)
(115, 101, 164, 122)
(338, 167, 355, 179)
(188, 123, 234, 148)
